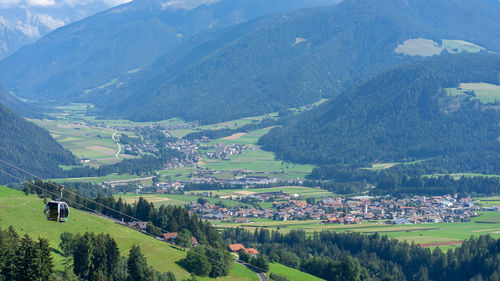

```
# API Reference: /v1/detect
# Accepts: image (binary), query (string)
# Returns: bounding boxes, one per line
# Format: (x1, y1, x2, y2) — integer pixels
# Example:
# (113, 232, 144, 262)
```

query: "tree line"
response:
(223, 227, 500, 281)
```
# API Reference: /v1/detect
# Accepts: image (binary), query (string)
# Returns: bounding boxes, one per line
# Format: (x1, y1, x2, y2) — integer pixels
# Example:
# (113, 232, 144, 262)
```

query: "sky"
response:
(0, 0, 131, 8)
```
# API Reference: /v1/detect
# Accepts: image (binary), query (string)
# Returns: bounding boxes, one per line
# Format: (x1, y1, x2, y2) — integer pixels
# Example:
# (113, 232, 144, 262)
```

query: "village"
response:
(186, 192, 480, 225)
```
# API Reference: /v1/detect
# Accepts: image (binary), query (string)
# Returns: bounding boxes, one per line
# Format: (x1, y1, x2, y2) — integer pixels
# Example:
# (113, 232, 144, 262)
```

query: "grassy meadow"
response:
(445, 82, 500, 104)
(0, 186, 258, 281)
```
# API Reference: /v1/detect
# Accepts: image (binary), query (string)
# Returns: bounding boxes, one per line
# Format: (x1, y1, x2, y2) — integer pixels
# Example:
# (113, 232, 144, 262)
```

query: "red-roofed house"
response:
(228, 243, 246, 253)
(163, 232, 199, 247)
(245, 248, 259, 257)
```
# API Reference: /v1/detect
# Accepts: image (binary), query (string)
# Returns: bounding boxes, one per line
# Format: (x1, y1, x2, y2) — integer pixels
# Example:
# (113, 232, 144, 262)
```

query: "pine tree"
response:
(127, 245, 148, 281)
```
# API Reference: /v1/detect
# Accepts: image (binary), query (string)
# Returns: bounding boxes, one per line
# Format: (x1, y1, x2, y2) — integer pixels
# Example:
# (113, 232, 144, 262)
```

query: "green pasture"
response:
(203, 131, 314, 179)
(0, 186, 258, 281)
(445, 82, 500, 104)
(268, 263, 325, 281)
(115, 193, 253, 208)
(191, 186, 334, 198)
(442, 39, 486, 54)
(52, 173, 150, 184)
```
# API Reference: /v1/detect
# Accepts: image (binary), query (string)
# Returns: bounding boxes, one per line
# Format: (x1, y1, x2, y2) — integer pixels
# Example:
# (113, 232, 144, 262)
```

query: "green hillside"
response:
(0, 103, 76, 184)
(105, 0, 500, 123)
(0, 186, 258, 281)
(259, 53, 500, 173)
(268, 263, 325, 281)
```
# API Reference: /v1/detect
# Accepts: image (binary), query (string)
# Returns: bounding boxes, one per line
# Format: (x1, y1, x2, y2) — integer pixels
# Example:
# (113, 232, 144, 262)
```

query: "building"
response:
(228, 243, 246, 253)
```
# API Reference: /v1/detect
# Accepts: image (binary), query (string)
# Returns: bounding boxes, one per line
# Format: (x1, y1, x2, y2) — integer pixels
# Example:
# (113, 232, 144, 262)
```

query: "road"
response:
(112, 130, 121, 159)
(236, 261, 268, 281)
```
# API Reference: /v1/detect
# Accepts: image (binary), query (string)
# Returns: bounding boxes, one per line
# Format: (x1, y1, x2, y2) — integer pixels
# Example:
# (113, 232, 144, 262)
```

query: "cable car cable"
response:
(0, 161, 268, 274)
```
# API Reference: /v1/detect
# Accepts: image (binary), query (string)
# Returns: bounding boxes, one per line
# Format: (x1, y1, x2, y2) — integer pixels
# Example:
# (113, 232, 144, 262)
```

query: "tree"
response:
(14, 234, 41, 281)
(250, 255, 269, 273)
(176, 229, 193, 249)
(37, 238, 54, 280)
(206, 247, 232, 278)
(127, 245, 148, 281)
(238, 248, 250, 263)
(180, 247, 211, 276)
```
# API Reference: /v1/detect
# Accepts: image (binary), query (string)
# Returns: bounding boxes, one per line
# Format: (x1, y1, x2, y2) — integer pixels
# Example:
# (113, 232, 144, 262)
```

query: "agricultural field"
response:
(116, 193, 254, 208)
(53, 174, 153, 184)
(213, 212, 500, 249)
(0, 186, 258, 281)
(188, 186, 335, 199)
(201, 128, 314, 179)
(445, 82, 500, 104)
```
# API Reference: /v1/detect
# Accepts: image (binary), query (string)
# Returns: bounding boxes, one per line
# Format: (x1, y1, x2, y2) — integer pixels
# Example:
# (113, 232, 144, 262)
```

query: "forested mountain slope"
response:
(102, 0, 500, 123)
(259, 53, 500, 173)
(0, 103, 75, 184)
(0, 86, 46, 118)
(0, 0, 338, 103)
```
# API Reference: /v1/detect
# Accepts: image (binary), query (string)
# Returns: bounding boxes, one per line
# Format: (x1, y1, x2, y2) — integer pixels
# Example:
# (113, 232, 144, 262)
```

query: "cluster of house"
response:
(202, 143, 248, 160)
(190, 176, 280, 187)
(187, 194, 480, 224)
(228, 244, 259, 257)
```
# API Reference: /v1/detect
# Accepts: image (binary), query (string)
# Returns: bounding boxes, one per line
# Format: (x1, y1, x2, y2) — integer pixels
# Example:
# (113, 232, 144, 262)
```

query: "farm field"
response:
(202, 128, 314, 179)
(0, 186, 258, 281)
(116, 193, 253, 208)
(188, 186, 335, 198)
(52, 173, 152, 184)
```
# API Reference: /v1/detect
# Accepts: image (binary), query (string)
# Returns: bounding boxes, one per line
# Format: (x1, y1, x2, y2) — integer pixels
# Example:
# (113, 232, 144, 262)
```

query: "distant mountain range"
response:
(96, 0, 500, 123)
(1, 0, 499, 124)
(0, 103, 75, 184)
(0, 0, 339, 104)
(0, 0, 129, 60)
(259, 53, 500, 173)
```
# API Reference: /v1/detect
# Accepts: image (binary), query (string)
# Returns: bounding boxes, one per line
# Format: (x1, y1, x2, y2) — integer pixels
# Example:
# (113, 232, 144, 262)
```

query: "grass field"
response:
(445, 82, 500, 104)
(52, 173, 152, 184)
(442, 39, 486, 54)
(201, 128, 314, 179)
(268, 263, 325, 281)
(188, 186, 335, 199)
(0, 186, 258, 281)
(116, 193, 254, 208)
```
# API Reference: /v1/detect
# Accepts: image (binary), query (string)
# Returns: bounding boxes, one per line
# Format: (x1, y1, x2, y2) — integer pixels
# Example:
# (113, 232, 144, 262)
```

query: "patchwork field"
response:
(0, 186, 258, 281)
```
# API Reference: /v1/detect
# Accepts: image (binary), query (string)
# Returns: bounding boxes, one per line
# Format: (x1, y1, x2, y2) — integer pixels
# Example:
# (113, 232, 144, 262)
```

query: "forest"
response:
(0, 103, 76, 184)
(223, 228, 500, 281)
(0, 224, 176, 281)
(259, 53, 500, 175)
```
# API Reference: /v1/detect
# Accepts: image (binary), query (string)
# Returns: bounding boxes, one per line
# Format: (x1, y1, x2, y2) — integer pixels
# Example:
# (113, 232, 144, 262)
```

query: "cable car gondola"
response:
(44, 186, 70, 223)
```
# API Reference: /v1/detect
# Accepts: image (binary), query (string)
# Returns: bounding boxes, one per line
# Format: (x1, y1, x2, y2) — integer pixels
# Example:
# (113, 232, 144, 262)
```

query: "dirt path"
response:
(112, 130, 121, 159)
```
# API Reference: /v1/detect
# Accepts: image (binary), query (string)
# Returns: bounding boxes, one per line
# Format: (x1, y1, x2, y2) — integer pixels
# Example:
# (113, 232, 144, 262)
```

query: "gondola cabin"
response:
(44, 201, 70, 222)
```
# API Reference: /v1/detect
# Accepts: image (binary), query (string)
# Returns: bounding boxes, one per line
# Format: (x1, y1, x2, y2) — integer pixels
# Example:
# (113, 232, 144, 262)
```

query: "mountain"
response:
(0, 0, 126, 60)
(98, 0, 500, 123)
(258, 53, 500, 173)
(0, 0, 339, 103)
(0, 103, 76, 184)
(0, 85, 46, 118)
